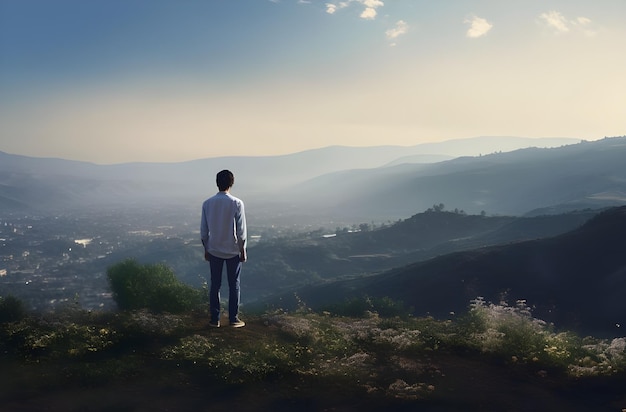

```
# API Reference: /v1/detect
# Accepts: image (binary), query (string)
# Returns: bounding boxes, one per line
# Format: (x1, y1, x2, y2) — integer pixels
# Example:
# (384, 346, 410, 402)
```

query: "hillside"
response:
(287, 136, 626, 220)
(1, 306, 625, 412)
(263, 206, 626, 338)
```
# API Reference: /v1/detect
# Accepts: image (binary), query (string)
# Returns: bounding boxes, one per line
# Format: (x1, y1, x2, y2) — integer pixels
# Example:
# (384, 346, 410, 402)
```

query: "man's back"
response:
(201, 191, 246, 259)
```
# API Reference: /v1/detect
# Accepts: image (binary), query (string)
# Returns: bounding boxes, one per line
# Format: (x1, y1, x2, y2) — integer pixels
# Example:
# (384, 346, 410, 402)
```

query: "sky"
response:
(1, 0, 625, 164)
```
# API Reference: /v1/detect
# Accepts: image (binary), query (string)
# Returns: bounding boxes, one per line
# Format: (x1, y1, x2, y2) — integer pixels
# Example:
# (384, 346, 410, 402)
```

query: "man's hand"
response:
(238, 238, 247, 262)
(204, 251, 210, 261)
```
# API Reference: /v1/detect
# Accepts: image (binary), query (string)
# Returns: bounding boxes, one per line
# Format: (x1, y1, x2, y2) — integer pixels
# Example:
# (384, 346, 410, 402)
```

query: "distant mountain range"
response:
(286, 136, 626, 220)
(259, 206, 626, 338)
(1, 136, 579, 219)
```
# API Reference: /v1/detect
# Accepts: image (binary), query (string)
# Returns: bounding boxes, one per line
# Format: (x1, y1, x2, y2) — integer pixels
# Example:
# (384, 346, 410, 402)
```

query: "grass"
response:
(1, 298, 626, 411)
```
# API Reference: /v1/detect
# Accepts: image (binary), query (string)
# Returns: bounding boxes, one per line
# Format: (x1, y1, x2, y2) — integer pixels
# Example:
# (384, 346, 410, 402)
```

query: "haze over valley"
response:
(1, 135, 578, 217)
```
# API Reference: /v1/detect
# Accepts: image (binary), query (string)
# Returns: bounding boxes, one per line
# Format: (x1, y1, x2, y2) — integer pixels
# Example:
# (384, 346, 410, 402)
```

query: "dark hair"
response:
(216, 170, 234, 191)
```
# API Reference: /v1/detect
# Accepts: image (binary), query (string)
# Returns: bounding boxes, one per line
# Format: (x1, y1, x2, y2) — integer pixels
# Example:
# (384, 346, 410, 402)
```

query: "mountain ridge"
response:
(5, 136, 624, 223)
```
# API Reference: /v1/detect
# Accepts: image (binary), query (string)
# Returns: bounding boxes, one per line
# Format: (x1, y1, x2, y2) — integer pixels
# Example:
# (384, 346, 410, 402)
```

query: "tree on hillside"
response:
(428, 203, 446, 212)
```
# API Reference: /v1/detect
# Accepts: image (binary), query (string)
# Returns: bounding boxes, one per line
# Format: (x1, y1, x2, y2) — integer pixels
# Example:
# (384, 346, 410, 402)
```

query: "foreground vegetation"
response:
(1, 260, 625, 411)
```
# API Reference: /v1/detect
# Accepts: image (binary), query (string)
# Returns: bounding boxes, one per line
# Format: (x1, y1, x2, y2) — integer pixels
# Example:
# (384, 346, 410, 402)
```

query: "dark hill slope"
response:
(242, 209, 596, 301)
(280, 207, 626, 337)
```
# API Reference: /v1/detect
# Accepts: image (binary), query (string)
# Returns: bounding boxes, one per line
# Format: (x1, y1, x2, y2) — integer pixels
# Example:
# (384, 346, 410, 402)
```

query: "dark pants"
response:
(208, 253, 242, 322)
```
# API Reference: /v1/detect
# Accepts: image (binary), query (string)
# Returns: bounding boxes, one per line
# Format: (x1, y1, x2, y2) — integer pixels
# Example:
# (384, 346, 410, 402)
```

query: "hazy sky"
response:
(1, 0, 625, 164)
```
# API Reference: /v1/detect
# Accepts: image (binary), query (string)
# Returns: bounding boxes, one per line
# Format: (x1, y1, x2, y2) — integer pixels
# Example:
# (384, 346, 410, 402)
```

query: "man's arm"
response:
(236, 201, 247, 262)
(200, 204, 210, 261)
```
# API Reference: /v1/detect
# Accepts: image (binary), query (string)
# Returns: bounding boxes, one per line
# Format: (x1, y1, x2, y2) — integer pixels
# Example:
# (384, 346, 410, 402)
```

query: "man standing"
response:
(200, 170, 247, 328)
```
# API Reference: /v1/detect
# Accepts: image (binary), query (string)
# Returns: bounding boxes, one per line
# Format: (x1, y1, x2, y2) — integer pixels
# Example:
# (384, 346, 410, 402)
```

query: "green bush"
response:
(0, 295, 26, 323)
(107, 259, 203, 313)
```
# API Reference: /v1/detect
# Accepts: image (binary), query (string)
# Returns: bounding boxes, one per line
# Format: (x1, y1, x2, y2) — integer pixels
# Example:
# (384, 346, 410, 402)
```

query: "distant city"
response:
(0, 207, 200, 312)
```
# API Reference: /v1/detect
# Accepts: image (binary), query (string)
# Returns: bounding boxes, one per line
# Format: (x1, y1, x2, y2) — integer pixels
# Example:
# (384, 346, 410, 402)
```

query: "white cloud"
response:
(360, 7, 377, 20)
(539, 10, 569, 33)
(358, 0, 383, 19)
(575, 17, 592, 25)
(572, 16, 597, 37)
(386, 20, 409, 40)
(325, 2, 349, 15)
(539, 11, 597, 36)
(326, 0, 384, 20)
(361, 0, 383, 7)
(464, 15, 493, 38)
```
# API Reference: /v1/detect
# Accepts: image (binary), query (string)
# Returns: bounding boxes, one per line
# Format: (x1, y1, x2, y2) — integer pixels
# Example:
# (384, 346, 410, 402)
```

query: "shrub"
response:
(0, 295, 26, 323)
(107, 259, 203, 313)
(464, 298, 583, 368)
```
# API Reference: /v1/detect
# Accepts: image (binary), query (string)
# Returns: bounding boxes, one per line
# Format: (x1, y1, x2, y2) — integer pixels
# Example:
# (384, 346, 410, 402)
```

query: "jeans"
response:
(208, 253, 242, 322)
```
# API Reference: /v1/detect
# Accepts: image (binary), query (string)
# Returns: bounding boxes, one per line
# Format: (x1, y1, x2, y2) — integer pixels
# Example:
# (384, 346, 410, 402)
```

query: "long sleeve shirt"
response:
(200, 191, 247, 259)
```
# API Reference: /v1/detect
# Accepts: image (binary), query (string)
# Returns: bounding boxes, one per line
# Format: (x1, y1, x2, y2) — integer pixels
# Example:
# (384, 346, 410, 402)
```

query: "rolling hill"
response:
(263, 206, 626, 338)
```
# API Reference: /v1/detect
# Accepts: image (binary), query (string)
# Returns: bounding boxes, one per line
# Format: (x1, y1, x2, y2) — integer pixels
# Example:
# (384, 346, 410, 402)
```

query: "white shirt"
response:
(200, 191, 247, 259)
